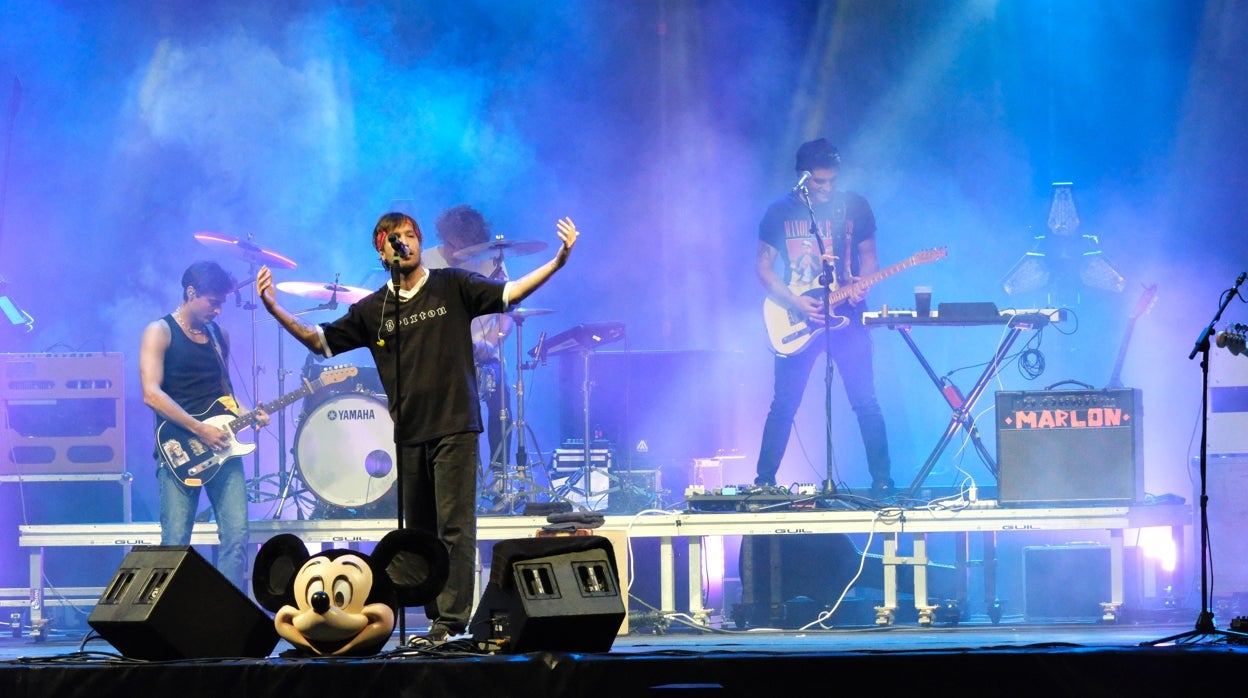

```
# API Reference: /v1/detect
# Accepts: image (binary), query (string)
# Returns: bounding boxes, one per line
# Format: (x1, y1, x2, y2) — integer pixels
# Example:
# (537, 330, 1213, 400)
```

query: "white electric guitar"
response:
(763, 247, 947, 356)
(157, 366, 357, 485)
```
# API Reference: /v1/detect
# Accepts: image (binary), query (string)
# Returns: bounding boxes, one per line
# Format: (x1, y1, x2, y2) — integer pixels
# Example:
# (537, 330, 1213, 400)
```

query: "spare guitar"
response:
(157, 365, 358, 486)
(763, 247, 947, 356)
(1106, 284, 1158, 389)
(1216, 323, 1247, 357)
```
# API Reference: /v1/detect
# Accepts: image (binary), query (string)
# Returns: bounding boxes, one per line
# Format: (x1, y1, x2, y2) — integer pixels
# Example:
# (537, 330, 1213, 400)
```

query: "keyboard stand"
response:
(879, 319, 1033, 499)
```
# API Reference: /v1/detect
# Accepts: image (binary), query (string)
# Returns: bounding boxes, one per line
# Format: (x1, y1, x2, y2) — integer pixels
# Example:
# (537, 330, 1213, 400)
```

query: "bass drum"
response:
(295, 393, 397, 516)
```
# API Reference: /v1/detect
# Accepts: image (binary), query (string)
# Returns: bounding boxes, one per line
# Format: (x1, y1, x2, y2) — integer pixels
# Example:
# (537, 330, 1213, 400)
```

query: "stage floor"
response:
(2, 610, 1245, 697)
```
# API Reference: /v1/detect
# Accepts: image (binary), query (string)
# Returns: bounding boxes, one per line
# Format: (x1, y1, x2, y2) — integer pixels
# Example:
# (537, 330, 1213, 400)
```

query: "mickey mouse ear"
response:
(372, 528, 450, 608)
(252, 534, 311, 612)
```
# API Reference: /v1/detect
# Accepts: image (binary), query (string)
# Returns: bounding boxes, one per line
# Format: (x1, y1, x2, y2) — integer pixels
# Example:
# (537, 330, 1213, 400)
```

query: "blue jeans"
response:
(401, 431, 479, 633)
(158, 459, 250, 592)
(756, 326, 892, 488)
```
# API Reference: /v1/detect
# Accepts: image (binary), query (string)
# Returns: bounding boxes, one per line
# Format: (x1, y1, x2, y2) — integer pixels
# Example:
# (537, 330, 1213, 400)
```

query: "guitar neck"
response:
(1107, 320, 1136, 388)
(226, 378, 324, 433)
(828, 258, 921, 305)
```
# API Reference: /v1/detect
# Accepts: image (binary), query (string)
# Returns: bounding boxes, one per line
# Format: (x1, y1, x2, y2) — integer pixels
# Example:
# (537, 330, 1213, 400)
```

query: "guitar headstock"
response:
(319, 365, 360, 386)
(1217, 323, 1247, 357)
(1130, 284, 1158, 320)
(911, 247, 948, 264)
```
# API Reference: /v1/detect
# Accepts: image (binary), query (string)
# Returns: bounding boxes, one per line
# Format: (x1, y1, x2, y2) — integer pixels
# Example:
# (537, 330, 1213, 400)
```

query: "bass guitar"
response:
(157, 365, 358, 486)
(763, 247, 947, 356)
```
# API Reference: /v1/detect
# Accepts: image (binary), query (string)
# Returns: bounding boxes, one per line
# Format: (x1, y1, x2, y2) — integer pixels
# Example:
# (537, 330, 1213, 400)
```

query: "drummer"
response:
(427, 205, 513, 482)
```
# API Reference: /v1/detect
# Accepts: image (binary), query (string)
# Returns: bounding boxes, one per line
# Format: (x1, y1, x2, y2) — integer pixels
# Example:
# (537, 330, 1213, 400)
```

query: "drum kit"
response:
(192, 228, 565, 518)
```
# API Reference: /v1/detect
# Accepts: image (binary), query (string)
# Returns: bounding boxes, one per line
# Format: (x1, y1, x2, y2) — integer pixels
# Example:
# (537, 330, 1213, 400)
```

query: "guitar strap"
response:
(204, 322, 234, 398)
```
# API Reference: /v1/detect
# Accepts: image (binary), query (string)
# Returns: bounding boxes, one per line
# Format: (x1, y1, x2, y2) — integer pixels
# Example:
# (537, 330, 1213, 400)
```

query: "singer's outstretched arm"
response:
(257, 265, 325, 354)
(505, 217, 580, 304)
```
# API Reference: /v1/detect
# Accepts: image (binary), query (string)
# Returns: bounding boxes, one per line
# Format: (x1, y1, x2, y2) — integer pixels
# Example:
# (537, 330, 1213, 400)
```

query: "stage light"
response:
(1138, 526, 1177, 573)
(0, 274, 34, 336)
(1001, 183, 1125, 299)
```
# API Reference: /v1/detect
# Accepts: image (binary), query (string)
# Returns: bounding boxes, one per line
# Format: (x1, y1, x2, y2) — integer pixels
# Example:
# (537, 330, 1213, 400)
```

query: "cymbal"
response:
(453, 237, 548, 263)
(276, 281, 371, 305)
(507, 307, 555, 319)
(194, 231, 297, 270)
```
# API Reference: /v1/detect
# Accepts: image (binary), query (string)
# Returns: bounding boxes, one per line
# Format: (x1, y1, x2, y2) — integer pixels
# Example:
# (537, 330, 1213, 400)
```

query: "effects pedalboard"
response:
(684, 484, 823, 513)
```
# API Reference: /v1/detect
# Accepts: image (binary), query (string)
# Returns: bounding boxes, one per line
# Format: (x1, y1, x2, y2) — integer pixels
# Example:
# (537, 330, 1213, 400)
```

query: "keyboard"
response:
(863, 304, 1067, 328)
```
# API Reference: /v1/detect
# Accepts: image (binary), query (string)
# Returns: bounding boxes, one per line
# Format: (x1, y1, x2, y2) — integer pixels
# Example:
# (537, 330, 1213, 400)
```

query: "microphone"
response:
(1237, 272, 1246, 287)
(535, 331, 548, 366)
(388, 233, 411, 260)
(793, 171, 812, 192)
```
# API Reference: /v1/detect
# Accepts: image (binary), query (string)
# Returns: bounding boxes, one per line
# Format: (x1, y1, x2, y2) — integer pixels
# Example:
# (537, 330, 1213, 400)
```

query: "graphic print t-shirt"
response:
(758, 190, 876, 295)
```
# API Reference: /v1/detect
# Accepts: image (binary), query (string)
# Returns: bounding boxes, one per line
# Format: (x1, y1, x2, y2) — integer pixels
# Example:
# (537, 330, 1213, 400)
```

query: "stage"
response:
(1, 613, 1244, 696)
(3, 500, 1238, 695)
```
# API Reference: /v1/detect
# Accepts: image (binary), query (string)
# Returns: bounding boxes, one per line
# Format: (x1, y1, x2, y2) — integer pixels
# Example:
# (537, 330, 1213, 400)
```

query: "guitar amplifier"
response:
(1, 353, 126, 475)
(995, 388, 1143, 506)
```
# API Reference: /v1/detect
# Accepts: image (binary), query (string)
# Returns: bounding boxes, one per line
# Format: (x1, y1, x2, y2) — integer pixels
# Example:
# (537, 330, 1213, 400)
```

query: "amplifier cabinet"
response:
(995, 388, 1143, 506)
(1, 353, 126, 475)
(1209, 346, 1248, 455)
(1023, 545, 1111, 621)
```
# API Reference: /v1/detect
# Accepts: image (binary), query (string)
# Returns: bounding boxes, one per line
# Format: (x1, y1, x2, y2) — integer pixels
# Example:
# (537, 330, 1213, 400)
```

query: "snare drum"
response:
(295, 393, 397, 510)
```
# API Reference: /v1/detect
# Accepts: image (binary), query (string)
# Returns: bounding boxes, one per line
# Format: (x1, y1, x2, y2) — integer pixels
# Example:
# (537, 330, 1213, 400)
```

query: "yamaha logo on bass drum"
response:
(326, 406, 379, 421)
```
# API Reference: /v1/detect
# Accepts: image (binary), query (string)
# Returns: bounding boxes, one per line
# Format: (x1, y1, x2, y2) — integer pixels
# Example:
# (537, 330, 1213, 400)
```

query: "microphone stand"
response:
(387, 253, 409, 642)
(799, 186, 839, 496)
(1143, 272, 1248, 646)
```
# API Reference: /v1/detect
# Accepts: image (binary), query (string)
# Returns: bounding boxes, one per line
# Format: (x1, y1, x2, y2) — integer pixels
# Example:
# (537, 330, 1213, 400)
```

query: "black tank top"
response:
(161, 314, 227, 416)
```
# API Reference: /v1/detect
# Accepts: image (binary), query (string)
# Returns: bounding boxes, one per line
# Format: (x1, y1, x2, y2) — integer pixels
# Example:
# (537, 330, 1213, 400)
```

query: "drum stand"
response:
(485, 312, 557, 514)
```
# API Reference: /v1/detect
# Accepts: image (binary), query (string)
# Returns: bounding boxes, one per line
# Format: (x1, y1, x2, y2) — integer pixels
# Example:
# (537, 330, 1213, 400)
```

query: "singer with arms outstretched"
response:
(257, 212, 579, 646)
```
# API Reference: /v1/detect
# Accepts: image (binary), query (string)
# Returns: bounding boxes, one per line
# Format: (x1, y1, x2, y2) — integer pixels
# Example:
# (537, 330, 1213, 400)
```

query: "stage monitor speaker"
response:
(88, 545, 279, 661)
(469, 535, 625, 653)
(995, 388, 1143, 506)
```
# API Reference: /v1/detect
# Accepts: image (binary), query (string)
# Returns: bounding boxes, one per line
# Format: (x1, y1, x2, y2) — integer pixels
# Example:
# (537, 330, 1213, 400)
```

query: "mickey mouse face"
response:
(253, 530, 450, 657)
(273, 551, 395, 656)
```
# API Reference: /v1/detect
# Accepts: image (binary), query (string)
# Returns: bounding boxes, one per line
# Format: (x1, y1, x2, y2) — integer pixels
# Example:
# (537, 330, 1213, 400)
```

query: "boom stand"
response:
(1142, 272, 1248, 646)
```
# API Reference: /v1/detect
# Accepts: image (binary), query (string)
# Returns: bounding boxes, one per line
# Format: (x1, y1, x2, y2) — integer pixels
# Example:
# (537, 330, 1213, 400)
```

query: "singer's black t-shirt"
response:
(758, 189, 876, 290)
(319, 267, 507, 444)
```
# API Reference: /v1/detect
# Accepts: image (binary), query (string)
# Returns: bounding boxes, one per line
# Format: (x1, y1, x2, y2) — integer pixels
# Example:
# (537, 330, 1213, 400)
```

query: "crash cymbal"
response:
(453, 237, 548, 263)
(506, 307, 555, 319)
(194, 231, 297, 270)
(276, 281, 371, 305)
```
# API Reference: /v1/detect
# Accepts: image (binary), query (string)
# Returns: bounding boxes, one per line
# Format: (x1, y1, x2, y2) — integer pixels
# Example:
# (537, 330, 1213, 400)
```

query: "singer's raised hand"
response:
(555, 217, 579, 266)
(257, 266, 278, 310)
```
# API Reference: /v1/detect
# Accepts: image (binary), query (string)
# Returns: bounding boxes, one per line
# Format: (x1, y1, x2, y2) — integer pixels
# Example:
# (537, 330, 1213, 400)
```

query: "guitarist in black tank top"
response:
(139, 260, 269, 591)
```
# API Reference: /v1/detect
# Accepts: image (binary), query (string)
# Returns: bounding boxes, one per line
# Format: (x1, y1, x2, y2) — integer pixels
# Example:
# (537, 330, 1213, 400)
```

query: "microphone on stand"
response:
(793, 171, 812, 192)
(388, 233, 411, 260)
(535, 331, 548, 366)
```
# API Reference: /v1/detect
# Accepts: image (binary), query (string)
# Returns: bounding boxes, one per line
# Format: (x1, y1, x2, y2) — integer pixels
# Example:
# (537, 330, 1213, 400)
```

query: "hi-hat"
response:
(276, 281, 371, 305)
(507, 307, 555, 319)
(194, 232, 297, 270)
(454, 237, 548, 263)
